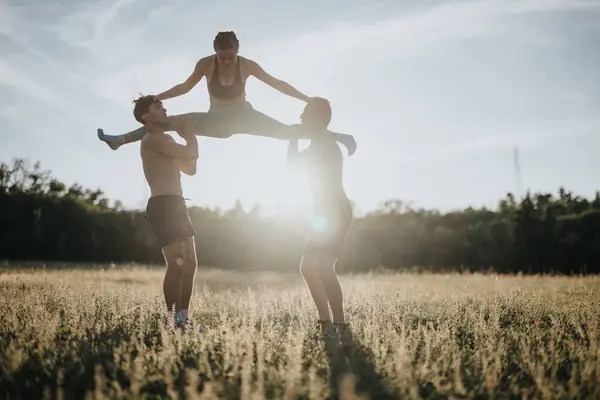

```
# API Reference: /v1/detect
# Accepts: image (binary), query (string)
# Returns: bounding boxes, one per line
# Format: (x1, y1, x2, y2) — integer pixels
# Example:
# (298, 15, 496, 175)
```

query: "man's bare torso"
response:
(304, 136, 348, 210)
(140, 134, 183, 197)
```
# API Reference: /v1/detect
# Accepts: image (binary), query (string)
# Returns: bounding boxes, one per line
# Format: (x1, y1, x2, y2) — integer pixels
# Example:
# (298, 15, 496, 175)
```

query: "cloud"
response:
(0, 0, 151, 125)
(397, 115, 600, 163)
(0, 62, 66, 109)
(32, 0, 232, 107)
(1, 0, 599, 212)
(0, 0, 19, 32)
(5, 0, 592, 118)
(252, 0, 600, 74)
(90, 0, 138, 45)
(46, 0, 142, 56)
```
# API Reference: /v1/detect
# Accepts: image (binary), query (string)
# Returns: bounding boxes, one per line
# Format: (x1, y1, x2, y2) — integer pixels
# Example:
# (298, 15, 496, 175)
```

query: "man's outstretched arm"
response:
(147, 116, 198, 161)
(178, 160, 197, 176)
(285, 125, 356, 157)
(164, 135, 197, 175)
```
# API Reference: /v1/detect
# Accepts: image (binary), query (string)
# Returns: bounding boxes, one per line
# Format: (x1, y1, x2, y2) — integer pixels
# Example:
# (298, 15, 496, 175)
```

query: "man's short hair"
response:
(308, 97, 332, 128)
(133, 95, 159, 124)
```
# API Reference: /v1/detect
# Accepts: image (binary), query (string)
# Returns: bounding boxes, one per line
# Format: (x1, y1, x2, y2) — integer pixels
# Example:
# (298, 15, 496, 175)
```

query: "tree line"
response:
(1, 158, 599, 274)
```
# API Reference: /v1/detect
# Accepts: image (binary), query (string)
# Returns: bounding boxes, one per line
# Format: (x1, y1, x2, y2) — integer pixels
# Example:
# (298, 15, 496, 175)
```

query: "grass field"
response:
(1, 266, 599, 399)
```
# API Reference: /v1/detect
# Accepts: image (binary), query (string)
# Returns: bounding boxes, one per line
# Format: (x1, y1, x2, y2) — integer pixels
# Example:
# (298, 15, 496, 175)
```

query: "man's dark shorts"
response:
(305, 201, 353, 258)
(146, 195, 196, 248)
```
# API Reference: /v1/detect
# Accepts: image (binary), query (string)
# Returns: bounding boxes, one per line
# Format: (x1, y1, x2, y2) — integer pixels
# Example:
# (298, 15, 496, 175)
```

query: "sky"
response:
(1, 0, 599, 214)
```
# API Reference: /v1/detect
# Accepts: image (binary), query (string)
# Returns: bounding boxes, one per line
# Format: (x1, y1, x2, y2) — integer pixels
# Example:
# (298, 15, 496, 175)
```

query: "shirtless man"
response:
(136, 94, 199, 330)
(97, 31, 357, 156)
(287, 98, 353, 338)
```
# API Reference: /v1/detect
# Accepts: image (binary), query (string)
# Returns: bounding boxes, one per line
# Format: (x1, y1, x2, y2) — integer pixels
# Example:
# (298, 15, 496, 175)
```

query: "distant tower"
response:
(513, 146, 522, 199)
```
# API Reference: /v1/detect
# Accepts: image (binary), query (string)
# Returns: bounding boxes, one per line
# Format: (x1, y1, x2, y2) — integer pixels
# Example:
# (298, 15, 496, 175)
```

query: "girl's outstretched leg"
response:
(97, 112, 228, 151)
(97, 127, 146, 151)
(231, 103, 357, 155)
(98, 105, 357, 154)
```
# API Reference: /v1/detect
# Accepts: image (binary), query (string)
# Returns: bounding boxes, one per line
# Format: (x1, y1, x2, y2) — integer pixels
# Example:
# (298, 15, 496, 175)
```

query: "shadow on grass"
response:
(323, 325, 397, 400)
